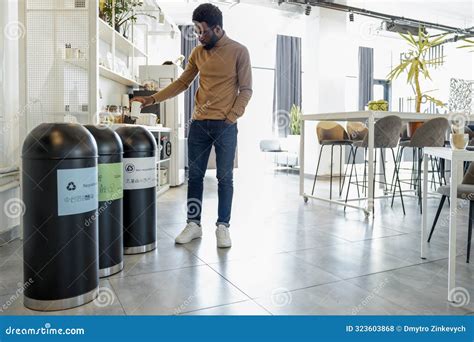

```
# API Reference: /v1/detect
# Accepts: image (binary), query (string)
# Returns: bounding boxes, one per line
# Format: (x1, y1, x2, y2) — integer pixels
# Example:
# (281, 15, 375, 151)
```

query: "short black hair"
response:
(192, 4, 223, 28)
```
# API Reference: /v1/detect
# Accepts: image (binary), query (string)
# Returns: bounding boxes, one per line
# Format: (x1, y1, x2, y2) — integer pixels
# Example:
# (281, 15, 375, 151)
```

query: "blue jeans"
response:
(187, 119, 238, 227)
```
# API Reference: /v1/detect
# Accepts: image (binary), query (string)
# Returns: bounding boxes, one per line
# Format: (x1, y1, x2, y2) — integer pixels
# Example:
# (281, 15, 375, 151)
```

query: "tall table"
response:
(422, 147, 474, 302)
(299, 111, 468, 217)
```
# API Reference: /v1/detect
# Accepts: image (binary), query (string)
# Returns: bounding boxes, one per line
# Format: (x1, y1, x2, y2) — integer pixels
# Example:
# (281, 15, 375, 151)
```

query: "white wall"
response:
(303, 9, 348, 176)
(148, 33, 181, 65)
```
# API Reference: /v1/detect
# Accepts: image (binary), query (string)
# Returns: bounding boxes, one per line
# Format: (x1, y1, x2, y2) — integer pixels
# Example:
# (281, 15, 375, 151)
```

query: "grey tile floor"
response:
(0, 169, 473, 315)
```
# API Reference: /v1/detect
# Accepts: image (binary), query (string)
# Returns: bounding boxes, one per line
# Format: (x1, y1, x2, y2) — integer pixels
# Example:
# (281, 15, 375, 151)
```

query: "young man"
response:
(131, 4, 252, 248)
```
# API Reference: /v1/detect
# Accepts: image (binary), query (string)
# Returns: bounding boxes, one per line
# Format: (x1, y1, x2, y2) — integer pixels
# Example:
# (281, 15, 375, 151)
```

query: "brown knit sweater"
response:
(151, 33, 253, 122)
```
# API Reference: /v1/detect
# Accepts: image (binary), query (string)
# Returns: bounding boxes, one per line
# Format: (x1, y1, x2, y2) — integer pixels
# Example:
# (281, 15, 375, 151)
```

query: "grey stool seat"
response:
(398, 140, 412, 147)
(392, 117, 450, 214)
(437, 184, 474, 198)
(320, 139, 353, 145)
(429, 161, 474, 263)
(312, 121, 352, 199)
(345, 115, 405, 214)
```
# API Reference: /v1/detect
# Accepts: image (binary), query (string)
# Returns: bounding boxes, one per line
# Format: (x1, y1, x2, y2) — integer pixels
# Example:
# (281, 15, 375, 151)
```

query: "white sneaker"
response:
(175, 222, 202, 244)
(216, 225, 232, 248)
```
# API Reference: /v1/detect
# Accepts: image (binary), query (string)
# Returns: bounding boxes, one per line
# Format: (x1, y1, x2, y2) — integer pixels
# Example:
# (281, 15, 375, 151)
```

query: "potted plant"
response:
(387, 27, 446, 137)
(282, 104, 302, 166)
(102, 0, 156, 38)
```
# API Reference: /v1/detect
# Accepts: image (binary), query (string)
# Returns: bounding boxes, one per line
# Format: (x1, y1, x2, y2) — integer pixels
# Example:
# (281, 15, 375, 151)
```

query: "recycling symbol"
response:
(125, 163, 135, 173)
(66, 182, 76, 191)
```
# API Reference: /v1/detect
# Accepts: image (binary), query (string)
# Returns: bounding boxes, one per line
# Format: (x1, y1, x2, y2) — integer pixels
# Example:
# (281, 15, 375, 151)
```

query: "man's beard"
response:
(203, 32, 219, 50)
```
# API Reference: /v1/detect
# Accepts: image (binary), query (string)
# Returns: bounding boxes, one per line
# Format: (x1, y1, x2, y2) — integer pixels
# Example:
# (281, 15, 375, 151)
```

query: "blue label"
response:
(57, 167, 98, 216)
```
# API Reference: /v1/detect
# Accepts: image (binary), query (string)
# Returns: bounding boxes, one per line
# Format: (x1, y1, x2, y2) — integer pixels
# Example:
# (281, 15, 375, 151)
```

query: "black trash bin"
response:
(85, 125, 124, 278)
(22, 123, 99, 311)
(115, 125, 157, 254)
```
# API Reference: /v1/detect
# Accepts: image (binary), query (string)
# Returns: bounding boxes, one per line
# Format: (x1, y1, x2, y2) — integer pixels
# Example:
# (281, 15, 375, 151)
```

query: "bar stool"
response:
(428, 162, 474, 263)
(340, 122, 368, 197)
(392, 118, 450, 213)
(344, 115, 405, 214)
(311, 122, 352, 199)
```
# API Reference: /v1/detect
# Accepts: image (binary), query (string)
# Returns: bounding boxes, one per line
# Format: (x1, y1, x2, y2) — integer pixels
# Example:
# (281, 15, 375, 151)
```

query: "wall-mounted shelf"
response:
(98, 18, 148, 59)
(64, 59, 141, 87)
(99, 65, 141, 87)
(146, 126, 172, 133)
(63, 58, 88, 69)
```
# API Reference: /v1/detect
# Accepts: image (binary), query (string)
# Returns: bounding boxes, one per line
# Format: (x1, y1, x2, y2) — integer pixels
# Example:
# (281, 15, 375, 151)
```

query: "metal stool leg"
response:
(390, 148, 405, 215)
(392, 146, 404, 208)
(427, 196, 447, 242)
(311, 145, 324, 196)
(330, 144, 334, 200)
(339, 145, 343, 196)
(340, 145, 353, 196)
(468, 201, 473, 263)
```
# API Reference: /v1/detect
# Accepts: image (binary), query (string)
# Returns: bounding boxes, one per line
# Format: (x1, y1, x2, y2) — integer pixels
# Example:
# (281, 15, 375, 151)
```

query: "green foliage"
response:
(387, 27, 446, 112)
(102, 0, 156, 30)
(290, 104, 302, 135)
(457, 38, 474, 52)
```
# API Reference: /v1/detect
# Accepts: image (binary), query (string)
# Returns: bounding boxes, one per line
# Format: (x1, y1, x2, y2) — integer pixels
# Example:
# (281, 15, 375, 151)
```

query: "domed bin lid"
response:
(84, 125, 123, 156)
(22, 123, 98, 160)
(115, 125, 157, 153)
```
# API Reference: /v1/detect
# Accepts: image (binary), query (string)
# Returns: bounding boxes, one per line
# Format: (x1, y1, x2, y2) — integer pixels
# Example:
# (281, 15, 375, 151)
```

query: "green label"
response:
(98, 163, 123, 202)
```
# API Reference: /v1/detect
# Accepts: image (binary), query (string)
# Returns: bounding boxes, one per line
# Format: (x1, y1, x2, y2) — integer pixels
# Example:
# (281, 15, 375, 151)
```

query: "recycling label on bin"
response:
(123, 157, 157, 190)
(57, 167, 98, 216)
(98, 163, 123, 202)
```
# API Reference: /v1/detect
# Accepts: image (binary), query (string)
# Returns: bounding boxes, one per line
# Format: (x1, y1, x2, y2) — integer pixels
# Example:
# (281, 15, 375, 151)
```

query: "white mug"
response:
(131, 101, 141, 118)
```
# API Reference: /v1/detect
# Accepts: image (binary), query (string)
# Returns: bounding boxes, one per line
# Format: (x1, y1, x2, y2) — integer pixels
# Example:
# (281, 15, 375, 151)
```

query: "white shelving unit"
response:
(146, 126, 172, 198)
(99, 65, 141, 87)
(98, 16, 147, 88)
(98, 18, 147, 59)
(19, 0, 174, 199)
(64, 58, 141, 87)
(19, 0, 99, 133)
